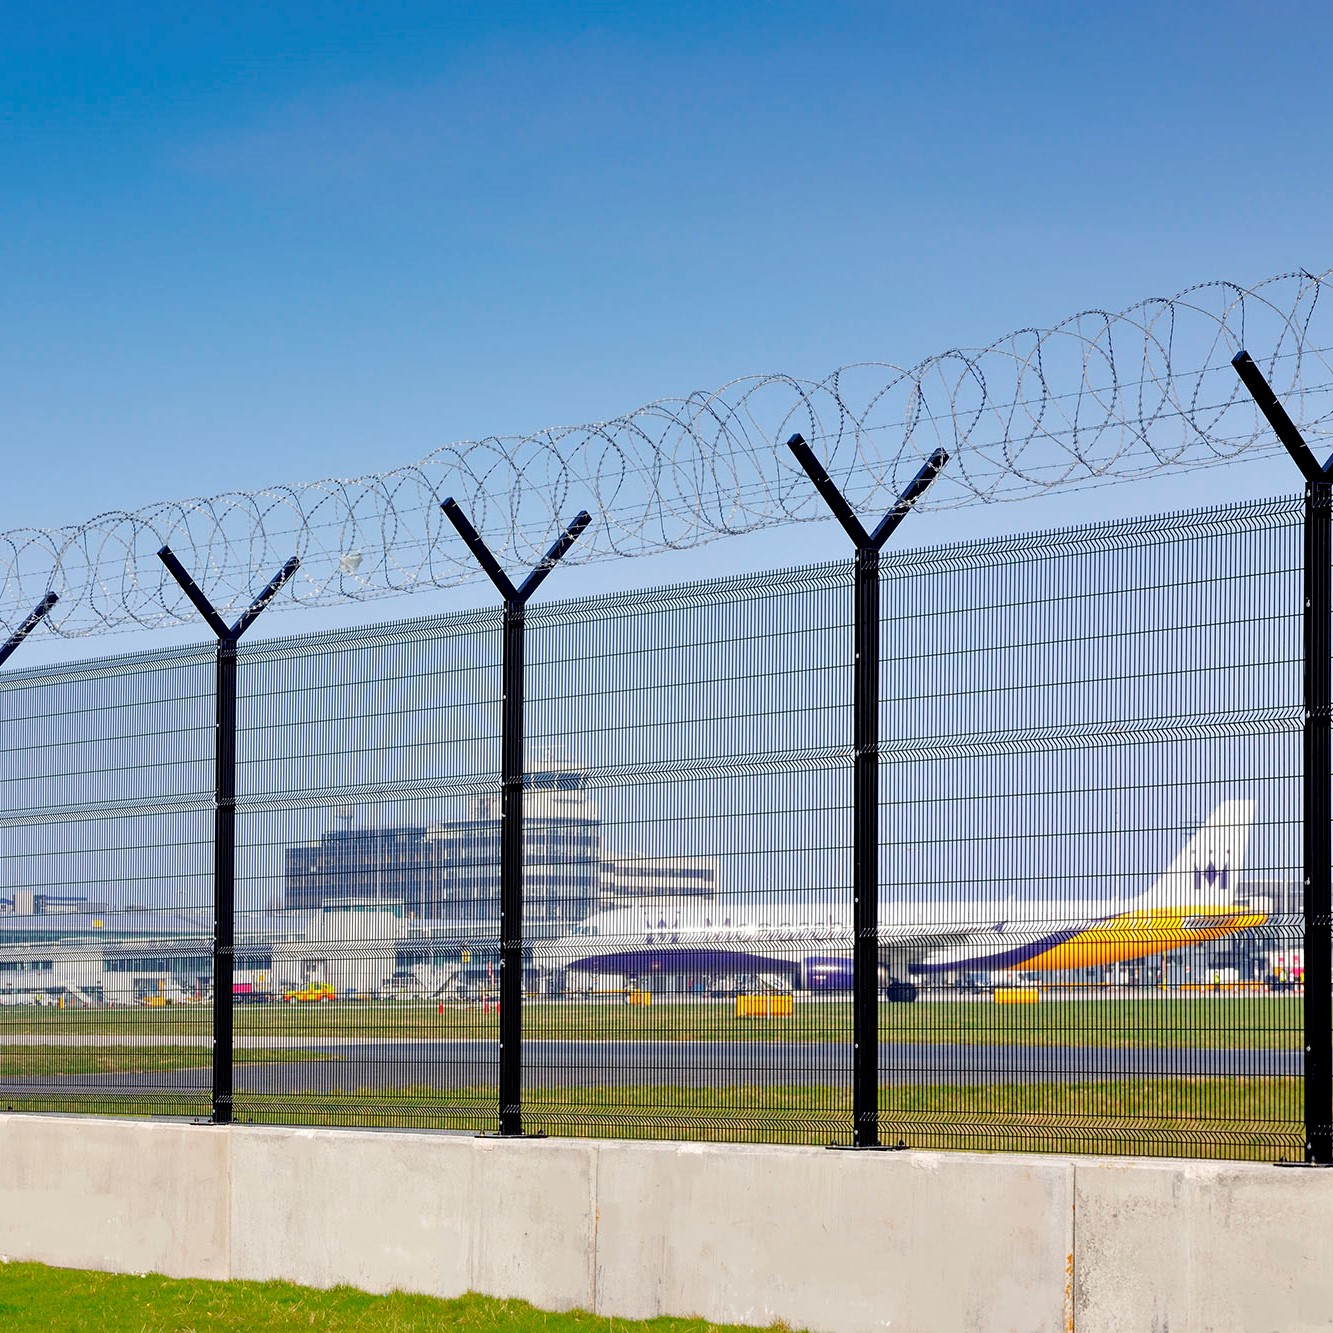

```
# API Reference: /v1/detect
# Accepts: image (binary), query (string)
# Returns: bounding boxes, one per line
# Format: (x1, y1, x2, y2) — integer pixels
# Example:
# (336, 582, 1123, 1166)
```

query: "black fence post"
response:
(157, 547, 300, 1126)
(1306, 480, 1333, 1165)
(442, 499, 591, 1137)
(786, 436, 948, 1149)
(0, 593, 60, 669)
(1232, 349, 1333, 1165)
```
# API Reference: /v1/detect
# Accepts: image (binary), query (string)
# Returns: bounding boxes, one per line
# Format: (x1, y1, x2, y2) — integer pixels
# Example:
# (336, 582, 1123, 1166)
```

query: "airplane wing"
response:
(880, 920, 1074, 979)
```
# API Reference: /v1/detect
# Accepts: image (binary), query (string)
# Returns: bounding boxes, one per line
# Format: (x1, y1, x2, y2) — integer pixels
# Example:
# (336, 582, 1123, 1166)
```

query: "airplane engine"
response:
(802, 956, 853, 992)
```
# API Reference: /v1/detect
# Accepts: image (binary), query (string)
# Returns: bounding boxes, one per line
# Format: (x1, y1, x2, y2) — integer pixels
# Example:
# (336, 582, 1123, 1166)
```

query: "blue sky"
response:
(4, 0, 1332, 648)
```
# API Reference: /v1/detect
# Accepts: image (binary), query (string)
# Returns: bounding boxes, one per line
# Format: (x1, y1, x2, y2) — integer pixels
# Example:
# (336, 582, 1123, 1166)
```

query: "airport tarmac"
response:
(0, 1038, 1302, 1099)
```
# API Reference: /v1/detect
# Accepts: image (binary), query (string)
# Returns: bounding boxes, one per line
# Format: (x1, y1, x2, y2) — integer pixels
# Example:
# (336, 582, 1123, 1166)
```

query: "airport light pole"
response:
(786, 435, 949, 1149)
(157, 547, 300, 1126)
(1232, 349, 1333, 1165)
(442, 499, 591, 1137)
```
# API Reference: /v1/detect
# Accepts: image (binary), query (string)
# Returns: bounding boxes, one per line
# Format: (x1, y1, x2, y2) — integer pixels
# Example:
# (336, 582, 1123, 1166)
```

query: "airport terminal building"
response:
(283, 766, 718, 928)
(0, 899, 497, 1006)
(0, 765, 722, 1004)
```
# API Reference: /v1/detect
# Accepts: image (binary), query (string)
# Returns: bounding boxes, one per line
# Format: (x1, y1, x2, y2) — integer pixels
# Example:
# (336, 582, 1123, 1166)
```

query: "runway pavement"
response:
(0, 1037, 1303, 1099)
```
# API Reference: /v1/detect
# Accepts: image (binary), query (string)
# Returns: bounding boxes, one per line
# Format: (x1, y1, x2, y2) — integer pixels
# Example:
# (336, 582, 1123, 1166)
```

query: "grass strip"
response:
(0, 1078, 1304, 1160)
(222, 1077, 1303, 1161)
(0, 1046, 337, 1077)
(0, 1263, 795, 1333)
(0, 997, 1309, 1048)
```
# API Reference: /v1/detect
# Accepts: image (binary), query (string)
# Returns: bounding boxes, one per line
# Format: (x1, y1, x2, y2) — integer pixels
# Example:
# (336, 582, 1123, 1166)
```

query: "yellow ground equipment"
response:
(283, 983, 336, 1003)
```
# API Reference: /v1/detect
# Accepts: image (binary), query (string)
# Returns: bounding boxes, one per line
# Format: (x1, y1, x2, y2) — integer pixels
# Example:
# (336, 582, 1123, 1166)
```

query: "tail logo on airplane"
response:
(1193, 851, 1230, 893)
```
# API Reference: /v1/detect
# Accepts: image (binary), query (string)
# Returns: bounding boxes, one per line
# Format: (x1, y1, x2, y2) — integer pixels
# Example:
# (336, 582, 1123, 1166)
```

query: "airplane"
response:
(534, 801, 1262, 1001)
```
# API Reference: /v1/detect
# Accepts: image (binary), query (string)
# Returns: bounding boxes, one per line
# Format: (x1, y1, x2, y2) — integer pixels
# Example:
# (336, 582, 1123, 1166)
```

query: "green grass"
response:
(217, 1077, 1303, 1161)
(0, 1263, 793, 1333)
(0, 996, 1308, 1048)
(0, 1046, 336, 1077)
(0, 1077, 1303, 1160)
(0, 996, 1306, 1163)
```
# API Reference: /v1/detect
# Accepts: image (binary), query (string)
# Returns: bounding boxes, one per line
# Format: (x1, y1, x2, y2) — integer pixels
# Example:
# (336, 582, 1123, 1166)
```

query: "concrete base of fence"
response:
(1, 1116, 1331, 1332)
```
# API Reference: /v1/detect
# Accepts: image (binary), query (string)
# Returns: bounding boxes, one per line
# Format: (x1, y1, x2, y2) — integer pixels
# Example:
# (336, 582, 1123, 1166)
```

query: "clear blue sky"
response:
(3, 0, 1331, 644)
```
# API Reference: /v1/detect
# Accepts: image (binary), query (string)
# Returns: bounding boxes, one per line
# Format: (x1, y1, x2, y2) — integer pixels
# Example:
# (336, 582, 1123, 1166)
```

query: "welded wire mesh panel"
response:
(0, 488, 1311, 1159)
(524, 565, 855, 1144)
(0, 647, 214, 1119)
(219, 490, 1305, 1156)
(876, 496, 1305, 1159)
(232, 609, 503, 1131)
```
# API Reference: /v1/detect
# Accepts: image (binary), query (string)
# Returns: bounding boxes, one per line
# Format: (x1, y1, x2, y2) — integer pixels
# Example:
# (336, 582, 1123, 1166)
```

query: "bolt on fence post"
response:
(442, 499, 592, 1137)
(786, 436, 948, 1149)
(157, 547, 300, 1126)
(1232, 350, 1333, 1165)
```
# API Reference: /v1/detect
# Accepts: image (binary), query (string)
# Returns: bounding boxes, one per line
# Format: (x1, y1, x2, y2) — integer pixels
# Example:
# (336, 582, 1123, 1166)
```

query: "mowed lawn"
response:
(0, 1046, 332, 1077)
(0, 997, 1306, 1162)
(0, 1264, 791, 1333)
(221, 1078, 1302, 1161)
(0, 996, 1307, 1048)
(0, 1074, 1304, 1159)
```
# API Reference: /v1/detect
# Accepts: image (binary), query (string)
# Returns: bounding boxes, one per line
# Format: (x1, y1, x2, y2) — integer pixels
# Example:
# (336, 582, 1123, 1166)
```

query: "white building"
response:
(599, 853, 719, 908)
(269, 900, 408, 997)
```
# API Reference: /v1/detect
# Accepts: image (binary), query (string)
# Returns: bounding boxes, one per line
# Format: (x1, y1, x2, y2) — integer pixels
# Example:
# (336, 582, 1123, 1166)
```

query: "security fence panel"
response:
(232, 609, 502, 1131)
(876, 497, 1305, 1160)
(0, 492, 1315, 1160)
(523, 564, 855, 1144)
(0, 645, 214, 1119)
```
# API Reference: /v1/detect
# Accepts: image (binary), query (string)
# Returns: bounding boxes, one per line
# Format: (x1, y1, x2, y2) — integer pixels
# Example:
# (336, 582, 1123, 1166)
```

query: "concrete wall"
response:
(1, 1114, 1331, 1332)
(0, 1117, 230, 1281)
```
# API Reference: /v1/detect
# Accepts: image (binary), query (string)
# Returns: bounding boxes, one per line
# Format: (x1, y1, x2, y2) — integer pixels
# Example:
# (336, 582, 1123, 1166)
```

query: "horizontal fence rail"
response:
(0, 493, 1315, 1162)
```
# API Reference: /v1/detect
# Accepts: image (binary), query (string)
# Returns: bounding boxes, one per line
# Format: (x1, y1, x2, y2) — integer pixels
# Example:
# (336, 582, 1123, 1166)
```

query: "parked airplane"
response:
(535, 802, 1261, 1001)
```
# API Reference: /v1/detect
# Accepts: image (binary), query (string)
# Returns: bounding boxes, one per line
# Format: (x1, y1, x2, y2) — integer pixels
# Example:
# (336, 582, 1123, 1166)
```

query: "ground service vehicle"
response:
(282, 983, 335, 1003)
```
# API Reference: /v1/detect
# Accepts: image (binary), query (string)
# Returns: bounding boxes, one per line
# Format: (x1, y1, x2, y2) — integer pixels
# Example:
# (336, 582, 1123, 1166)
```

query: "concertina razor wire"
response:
(7, 266, 1333, 638)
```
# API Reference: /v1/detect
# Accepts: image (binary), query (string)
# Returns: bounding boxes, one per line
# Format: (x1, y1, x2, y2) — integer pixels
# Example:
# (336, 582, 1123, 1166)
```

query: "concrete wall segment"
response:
(228, 1125, 599, 1308)
(229, 1125, 473, 1297)
(4, 1114, 1333, 1333)
(0, 1116, 229, 1281)
(471, 1134, 598, 1310)
(1073, 1155, 1333, 1333)
(591, 1139, 1074, 1333)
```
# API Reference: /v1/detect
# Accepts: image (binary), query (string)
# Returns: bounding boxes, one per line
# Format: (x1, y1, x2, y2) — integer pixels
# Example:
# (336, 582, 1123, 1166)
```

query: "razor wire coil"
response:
(5, 267, 1333, 637)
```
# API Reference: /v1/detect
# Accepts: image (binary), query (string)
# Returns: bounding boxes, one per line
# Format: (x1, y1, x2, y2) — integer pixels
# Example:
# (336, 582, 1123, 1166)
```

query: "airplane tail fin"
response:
(1135, 800, 1255, 913)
